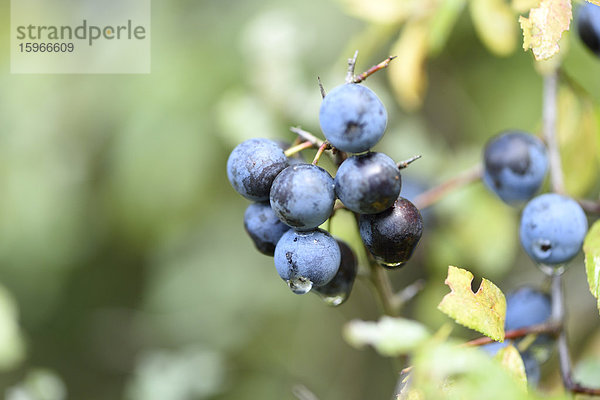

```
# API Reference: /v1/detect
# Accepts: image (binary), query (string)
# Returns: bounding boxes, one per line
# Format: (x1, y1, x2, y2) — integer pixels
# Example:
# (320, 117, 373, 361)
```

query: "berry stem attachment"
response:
(413, 164, 483, 210)
(289, 126, 348, 166)
(353, 55, 397, 84)
(369, 256, 397, 316)
(543, 70, 565, 195)
(312, 141, 330, 165)
(284, 140, 314, 157)
(353, 211, 397, 316)
(397, 155, 422, 170)
(346, 50, 359, 84)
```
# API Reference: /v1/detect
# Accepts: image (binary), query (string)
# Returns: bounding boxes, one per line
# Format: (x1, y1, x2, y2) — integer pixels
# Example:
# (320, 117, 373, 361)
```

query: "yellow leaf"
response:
(583, 220, 600, 316)
(586, 0, 600, 6)
(334, 0, 422, 24)
(470, 0, 518, 56)
(494, 345, 528, 389)
(438, 266, 506, 341)
(389, 21, 429, 111)
(519, 0, 572, 60)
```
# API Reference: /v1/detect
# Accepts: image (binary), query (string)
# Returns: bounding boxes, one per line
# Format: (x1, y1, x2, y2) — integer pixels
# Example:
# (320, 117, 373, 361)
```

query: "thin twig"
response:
(289, 127, 325, 147)
(569, 383, 600, 396)
(553, 273, 574, 389)
(397, 155, 422, 170)
(543, 70, 565, 194)
(578, 198, 600, 214)
(412, 164, 483, 210)
(346, 50, 359, 84)
(317, 76, 326, 99)
(285, 140, 314, 157)
(549, 266, 600, 395)
(353, 56, 397, 84)
(541, 70, 600, 396)
(312, 141, 330, 165)
(552, 273, 578, 391)
(352, 211, 396, 316)
(463, 321, 561, 347)
(370, 257, 397, 316)
(391, 279, 426, 311)
(289, 127, 349, 167)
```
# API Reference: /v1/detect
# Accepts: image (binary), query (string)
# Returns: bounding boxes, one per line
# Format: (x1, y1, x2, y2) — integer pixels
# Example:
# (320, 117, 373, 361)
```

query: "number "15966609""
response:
(18, 42, 74, 53)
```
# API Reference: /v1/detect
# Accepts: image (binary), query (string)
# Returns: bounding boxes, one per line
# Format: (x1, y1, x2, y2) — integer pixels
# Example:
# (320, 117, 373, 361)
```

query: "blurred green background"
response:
(1, 0, 600, 399)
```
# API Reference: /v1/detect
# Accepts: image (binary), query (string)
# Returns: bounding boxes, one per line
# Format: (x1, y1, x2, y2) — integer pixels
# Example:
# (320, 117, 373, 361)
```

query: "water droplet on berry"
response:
(376, 258, 404, 268)
(287, 276, 313, 294)
(316, 293, 347, 306)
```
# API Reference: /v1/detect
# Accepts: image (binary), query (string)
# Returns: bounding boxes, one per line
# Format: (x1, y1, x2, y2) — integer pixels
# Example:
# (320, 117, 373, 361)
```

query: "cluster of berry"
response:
(482, 131, 588, 271)
(227, 82, 423, 304)
(482, 131, 588, 383)
(477, 6, 599, 384)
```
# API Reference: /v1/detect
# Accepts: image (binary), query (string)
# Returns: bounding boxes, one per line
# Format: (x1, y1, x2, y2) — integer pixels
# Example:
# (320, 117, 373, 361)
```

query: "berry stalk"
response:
(541, 70, 600, 396)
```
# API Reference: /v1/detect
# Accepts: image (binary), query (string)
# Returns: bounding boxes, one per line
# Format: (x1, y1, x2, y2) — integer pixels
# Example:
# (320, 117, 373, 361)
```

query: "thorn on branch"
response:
(397, 155, 422, 170)
(318, 76, 326, 99)
(353, 55, 397, 84)
(346, 50, 359, 84)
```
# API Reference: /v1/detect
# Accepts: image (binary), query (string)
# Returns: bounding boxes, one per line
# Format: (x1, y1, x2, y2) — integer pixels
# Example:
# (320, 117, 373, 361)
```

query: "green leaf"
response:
(343, 317, 430, 357)
(470, 0, 518, 56)
(519, 0, 572, 60)
(438, 266, 506, 341)
(409, 342, 534, 400)
(583, 220, 600, 316)
(428, 0, 467, 56)
(495, 345, 527, 389)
